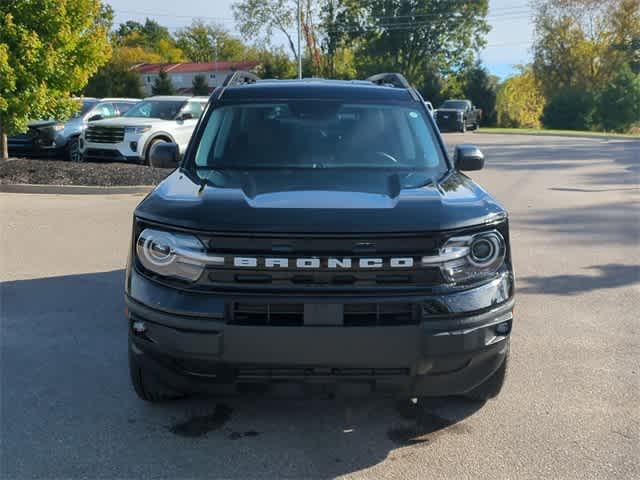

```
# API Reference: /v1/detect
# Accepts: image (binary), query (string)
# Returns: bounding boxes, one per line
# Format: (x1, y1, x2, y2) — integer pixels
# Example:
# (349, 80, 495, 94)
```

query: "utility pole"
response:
(297, 0, 302, 79)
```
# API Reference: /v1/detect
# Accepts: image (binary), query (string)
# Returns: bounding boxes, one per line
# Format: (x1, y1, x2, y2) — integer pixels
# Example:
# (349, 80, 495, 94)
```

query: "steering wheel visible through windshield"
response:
(191, 101, 447, 177)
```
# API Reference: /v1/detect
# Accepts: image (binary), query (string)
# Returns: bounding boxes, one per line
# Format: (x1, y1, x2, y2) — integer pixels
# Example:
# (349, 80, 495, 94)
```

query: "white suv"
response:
(79, 96, 208, 166)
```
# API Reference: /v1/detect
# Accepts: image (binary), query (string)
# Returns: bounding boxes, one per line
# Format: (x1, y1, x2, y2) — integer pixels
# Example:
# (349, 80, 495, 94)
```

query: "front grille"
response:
(84, 148, 126, 160)
(85, 126, 125, 143)
(230, 302, 418, 326)
(235, 367, 409, 379)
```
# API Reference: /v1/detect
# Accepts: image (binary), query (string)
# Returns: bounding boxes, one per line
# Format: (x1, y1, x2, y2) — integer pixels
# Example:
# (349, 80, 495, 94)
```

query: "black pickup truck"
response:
(125, 73, 514, 405)
(435, 99, 481, 132)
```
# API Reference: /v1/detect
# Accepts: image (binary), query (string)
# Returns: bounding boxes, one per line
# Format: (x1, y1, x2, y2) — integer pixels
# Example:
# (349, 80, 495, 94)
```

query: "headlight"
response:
(52, 123, 65, 131)
(136, 228, 221, 282)
(422, 230, 506, 283)
(125, 126, 152, 135)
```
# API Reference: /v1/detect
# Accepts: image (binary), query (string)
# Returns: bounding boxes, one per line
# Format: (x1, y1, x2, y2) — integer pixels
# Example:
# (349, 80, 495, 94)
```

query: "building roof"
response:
(132, 61, 260, 74)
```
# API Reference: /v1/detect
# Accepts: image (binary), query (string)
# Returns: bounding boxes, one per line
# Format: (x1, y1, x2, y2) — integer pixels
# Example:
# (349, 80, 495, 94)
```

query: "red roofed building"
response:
(132, 61, 261, 96)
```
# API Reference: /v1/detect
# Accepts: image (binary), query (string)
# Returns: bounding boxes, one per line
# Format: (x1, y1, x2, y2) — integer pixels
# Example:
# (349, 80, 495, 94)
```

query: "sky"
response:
(106, 0, 534, 80)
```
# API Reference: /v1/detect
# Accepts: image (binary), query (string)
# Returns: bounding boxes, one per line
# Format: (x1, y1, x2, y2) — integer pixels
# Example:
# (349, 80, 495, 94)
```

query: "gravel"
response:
(0, 158, 173, 186)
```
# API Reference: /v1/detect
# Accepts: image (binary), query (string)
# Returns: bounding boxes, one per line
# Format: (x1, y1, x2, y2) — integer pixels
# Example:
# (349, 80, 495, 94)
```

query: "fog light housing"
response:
(132, 320, 146, 334)
(495, 321, 511, 335)
(130, 141, 138, 152)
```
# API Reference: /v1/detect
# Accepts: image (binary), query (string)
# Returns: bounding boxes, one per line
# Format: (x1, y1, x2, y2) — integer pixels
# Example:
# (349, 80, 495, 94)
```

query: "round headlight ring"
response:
(468, 232, 503, 267)
(141, 231, 176, 267)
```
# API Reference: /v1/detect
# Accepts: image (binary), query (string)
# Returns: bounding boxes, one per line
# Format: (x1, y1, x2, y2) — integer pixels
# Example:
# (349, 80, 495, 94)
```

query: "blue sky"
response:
(107, 0, 534, 79)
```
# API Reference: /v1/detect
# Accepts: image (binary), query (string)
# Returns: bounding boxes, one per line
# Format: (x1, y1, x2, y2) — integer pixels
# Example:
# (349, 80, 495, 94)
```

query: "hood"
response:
(91, 117, 174, 127)
(135, 169, 506, 234)
(27, 119, 59, 129)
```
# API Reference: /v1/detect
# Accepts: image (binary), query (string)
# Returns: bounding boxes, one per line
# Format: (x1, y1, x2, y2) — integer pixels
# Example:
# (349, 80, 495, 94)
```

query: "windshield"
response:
(191, 101, 447, 176)
(440, 100, 469, 110)
(71, 100, 99, 118)
(124, 100, 185, 120)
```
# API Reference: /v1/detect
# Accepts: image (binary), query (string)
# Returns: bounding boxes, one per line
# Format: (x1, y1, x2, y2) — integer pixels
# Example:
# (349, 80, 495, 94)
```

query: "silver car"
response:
(8, 97, 139, 161)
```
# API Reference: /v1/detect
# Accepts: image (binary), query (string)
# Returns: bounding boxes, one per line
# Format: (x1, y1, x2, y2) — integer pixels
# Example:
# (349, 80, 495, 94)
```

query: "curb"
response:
(0, 183, 154, 195)
(475, 130, 640, 141)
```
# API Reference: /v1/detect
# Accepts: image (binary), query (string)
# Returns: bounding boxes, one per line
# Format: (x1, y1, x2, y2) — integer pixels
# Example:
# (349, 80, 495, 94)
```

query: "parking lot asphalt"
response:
(1, 132, 639, 479)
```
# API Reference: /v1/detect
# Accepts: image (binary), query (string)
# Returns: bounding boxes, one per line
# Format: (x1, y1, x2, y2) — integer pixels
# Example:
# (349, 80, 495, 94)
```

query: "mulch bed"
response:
(0, 158, 173, 186)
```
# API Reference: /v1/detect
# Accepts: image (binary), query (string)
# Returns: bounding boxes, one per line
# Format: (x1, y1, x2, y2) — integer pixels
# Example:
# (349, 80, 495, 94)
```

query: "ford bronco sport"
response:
(125, 72, 514, 403)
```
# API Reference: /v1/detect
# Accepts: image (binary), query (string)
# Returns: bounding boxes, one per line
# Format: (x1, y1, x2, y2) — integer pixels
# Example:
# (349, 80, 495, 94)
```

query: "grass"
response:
(478, 127, 639, 139)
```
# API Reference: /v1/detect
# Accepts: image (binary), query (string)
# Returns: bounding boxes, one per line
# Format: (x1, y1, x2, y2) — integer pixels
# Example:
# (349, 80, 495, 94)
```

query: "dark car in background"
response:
(125, 72, 514, 405)
(8, 97, 139, 161)
(435, 99, 481, 133)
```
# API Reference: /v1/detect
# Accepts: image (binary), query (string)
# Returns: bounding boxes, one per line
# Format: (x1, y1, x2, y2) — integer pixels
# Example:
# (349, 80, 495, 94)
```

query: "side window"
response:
(182, 101, 205, 119)
(93, 103, 117, 118)
(116, 102, 135, 115)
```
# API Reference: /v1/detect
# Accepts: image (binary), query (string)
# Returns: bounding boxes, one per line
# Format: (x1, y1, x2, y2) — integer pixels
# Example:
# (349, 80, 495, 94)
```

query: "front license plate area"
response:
(304, 303, 344, 326)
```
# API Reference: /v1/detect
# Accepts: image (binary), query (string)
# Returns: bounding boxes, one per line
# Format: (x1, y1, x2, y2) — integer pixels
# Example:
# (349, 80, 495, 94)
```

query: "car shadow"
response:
(518, 263, 640, 295)
(1, 269, 485, 478)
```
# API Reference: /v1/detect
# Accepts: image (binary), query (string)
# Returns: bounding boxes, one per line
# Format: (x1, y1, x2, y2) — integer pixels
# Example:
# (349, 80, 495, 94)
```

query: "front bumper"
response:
(435, 115, 463, 132)
(126, 268, 514, 396)
(79, 133, 144, 162)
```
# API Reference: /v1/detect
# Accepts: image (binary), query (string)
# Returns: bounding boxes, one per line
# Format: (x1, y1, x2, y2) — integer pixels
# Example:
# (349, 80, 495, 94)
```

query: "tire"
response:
(464, 354, 508, 401)
(67, 137, 82, 162)
(129, 347, 185, 402)
(145, 138, 168, 167)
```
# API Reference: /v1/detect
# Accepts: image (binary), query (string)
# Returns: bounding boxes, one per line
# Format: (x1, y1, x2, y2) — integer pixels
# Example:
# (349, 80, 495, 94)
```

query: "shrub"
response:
(595, 65, 640, 132)
(541, 88, 596, 130)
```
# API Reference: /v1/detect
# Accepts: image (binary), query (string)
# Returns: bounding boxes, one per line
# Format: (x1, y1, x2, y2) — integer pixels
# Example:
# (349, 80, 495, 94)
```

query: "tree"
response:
(0, 0, 111, 160)
(532, 0, 640, 97)
(328, 0, 490, 87)
(233, 0, 301, 60)
(152, 70, 175, 95)
(256, 48, 296, 78)
(192, 74, 210, 95)
(84, 63, 144, 99)
(463, 62, 499, 126)
(176, 20, 252, 63)
(496, 67, 545, 128)
(595, 64, 640, 132)
(114, 18, 185, 63)
(542, 87, 596, 130)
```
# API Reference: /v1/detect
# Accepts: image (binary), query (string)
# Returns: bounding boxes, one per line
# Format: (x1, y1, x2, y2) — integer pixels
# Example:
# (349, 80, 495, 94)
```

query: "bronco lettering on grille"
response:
(232, 257, 414, 269)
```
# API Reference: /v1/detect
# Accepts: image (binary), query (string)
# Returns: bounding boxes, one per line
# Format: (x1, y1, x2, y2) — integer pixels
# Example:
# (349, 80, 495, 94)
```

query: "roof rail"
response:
(366, 73, 411, 89)
(366, 72, 421, 102)
(217, 70, 261, 100)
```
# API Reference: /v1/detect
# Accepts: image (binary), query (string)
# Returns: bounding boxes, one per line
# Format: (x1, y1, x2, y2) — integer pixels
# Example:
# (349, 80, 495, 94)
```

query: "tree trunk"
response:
(0, 116, 8, 161)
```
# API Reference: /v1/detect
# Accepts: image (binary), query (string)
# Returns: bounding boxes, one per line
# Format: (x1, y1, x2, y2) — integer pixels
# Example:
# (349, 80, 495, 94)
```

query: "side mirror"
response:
(454, 144, 484, 171)
(178, 112, 193, 121)
(87, 114, 103, 122)
(149, 142, 179, 168)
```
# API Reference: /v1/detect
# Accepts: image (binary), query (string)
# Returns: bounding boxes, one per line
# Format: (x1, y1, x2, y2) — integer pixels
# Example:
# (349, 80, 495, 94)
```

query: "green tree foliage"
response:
(329, 0, 490, 85)
(256, 48, 297, 78)
(0, 0, 111, 160)
(496, 68, 545, 128)
(176, 21, 253, 63)
(152, 70, 176, 95)
(542, 88, 596, 130)
(462, 63, 499, 126)
(84, 63, 143, 98)
(595, 64, 640, 132)
(114, 18, 185, 63)
(233, 0, 300, 60)
(192, 74, 210, 95)
(531, 0, 640, 131)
